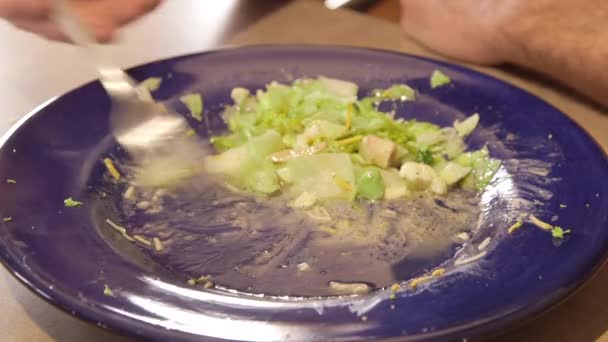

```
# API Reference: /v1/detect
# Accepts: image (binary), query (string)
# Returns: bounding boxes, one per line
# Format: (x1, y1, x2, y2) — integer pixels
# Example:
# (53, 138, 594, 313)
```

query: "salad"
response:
(204, 76, 500, 205)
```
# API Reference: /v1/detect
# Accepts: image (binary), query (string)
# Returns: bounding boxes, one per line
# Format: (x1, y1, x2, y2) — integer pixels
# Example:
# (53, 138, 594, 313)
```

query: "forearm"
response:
(502, 2, 608, 107)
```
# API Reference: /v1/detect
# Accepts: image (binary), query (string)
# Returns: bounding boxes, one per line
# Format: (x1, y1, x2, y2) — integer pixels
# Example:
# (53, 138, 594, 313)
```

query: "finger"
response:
(71, 0, 162, 42)
(0, 0, 50, 20)
(10, 18, 69, 41)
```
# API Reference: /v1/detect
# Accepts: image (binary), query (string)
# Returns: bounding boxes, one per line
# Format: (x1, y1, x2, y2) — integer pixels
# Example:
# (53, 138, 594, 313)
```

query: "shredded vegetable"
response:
(206, 77, 500, 203)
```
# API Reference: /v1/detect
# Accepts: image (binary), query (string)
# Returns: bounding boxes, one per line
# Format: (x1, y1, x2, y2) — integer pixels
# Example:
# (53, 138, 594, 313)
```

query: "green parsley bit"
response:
(3, 217, 12, 222)
(139, 77, 162, 92)
(430, 70, 451, 89)
(180, 93, 204, 121)
(103, 284, 114, 296)
(64, 197, 84, 207)
(551, 226, 571, 239)
(6, 179, 16, 184)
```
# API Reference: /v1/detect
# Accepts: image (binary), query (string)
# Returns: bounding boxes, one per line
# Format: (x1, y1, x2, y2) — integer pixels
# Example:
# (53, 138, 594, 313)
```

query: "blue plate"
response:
(0, 46, 607, 341)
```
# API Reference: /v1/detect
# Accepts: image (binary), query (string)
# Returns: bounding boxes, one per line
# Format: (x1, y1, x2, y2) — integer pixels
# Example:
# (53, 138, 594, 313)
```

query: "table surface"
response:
(1, 1, 607, 341)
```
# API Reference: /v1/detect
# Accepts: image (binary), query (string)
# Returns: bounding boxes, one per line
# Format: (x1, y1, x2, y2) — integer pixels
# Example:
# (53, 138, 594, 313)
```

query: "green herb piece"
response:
(103, 284, 114, 296)
(64, 197, 84, 207)
(139, 77, 162, 92)
(551, 226, 571, 239)
(416, 150, 435, 165)
(430, 70, 451, 88)
(180, 93, 204, 121)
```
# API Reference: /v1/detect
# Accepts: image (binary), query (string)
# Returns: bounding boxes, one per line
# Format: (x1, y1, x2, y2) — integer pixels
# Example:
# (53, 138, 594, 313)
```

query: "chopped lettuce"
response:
(430, 70, 451, 88)
(373, 84, 416, 101)
(180, 93, 204, 121)
(454, 146, 500, 190)
(139, 77, 162, 92)
(454, 114, 480, 137)
(285, 153, 355, 200)
(208, 77, 500, 200)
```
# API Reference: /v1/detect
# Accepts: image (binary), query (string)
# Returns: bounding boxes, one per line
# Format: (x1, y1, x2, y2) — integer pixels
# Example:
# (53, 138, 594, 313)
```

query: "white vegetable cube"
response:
(359, 135, 396, 168)
(439, 162, 472, 185)
(430, 177, 447, 195)
(380, 169, 410, 199)
(399, 162, 437, 191)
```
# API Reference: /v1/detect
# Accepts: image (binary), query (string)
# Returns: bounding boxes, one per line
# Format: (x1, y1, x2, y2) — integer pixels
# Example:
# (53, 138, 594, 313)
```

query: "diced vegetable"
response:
(205, 131, 284, 194)
(373, 84, 416, 101)
(285, 153, 355, 200)
(551, 226, 571, 239)
(430, 70, 451, 88)
(64, 197, 84, 207)
(439, 162, 472, 185)
(180, 93, 204, 121)
(359, 135, 396, 168)
(356, 168, 385, 200)
(454, 147, 500, 190)
(318, 76, 358, 100)
(380, 169, 409, 200)
(207, 77, 500, 202)
(138, 77, 162, 92)
(399, 162, 437, 191)
(454, 114, 480, 137)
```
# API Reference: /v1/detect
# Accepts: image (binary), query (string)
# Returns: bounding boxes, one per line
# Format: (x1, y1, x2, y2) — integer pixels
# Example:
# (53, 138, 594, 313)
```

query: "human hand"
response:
(0, 0, 160, 42)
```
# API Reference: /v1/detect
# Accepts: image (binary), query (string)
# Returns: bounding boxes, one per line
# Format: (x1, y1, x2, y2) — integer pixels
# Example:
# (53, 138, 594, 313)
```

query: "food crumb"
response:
(529, 215, 553, 231)
(586, 203, 590, 208)
(410, 275, 432, 289)
(6, 179, 16, 184)
(559, 204, 567, 209)
(431, 268, 446, 277)
(477, 237, 491, 251)
(361, 316, 368, 322)
(103, 158, 121, 181)
(548, 133, 553, 140)
(507, 220, 523, 234)
(103, 284, 114, 296)
(153, 237, 163, 251)
(64, 197, 84, 207)
(456, 232, 470, 241)
(297, 262, 311, 271)
(133, 235, 151, 246)
(3, 217, 12, 222)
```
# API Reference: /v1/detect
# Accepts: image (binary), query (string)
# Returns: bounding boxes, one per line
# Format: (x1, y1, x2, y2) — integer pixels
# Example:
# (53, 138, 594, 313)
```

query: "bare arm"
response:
(400, 0, 608, 107)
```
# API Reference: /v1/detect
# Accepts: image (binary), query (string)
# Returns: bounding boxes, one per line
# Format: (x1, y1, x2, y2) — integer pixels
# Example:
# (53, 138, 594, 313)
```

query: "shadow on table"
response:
(7, 275, 134, 342)
(494, 261, 608, 341)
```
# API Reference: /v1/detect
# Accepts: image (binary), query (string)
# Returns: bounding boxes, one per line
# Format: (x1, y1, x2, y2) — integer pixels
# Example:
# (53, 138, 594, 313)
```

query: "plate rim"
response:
(1, 44, 607, 341)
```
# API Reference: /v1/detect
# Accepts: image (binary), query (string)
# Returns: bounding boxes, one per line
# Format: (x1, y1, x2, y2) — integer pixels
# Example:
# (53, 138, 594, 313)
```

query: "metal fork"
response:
(52, 0, 192, 153)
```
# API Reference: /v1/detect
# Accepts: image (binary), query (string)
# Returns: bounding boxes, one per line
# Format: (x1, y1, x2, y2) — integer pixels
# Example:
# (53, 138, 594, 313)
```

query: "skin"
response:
(0, 0, 160, 42)
(0, 0, 606, 107)
(400, 0, 608, 107)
